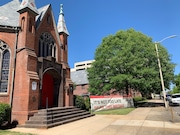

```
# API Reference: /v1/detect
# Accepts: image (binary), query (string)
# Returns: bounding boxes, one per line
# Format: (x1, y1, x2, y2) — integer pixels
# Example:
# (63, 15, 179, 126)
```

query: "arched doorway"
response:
(41, 69, 60, 108)
(41, 73, 54, 108)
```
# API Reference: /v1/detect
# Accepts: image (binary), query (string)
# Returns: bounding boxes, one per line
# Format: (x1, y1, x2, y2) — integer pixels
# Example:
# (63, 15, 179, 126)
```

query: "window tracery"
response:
(38, 32, 56, 57)
(0, 41, 10, 93)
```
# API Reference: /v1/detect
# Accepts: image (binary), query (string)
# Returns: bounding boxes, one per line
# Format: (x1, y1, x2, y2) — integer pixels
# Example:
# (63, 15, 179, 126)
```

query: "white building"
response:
(71, 60, 95, 72)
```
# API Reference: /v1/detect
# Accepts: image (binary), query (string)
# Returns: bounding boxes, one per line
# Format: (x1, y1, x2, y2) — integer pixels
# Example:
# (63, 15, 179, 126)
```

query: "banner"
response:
(90, 95, 134, 111)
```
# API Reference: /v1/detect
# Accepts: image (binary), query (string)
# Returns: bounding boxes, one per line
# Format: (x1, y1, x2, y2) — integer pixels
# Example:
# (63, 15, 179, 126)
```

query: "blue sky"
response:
(1, 0, 180, 74)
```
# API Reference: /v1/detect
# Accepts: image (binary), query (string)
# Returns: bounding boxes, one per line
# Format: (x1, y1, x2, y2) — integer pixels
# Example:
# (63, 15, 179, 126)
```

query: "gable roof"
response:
(36, 4, 50, 28)
(71, 70, 89, 85)
(0, 1, 65, 49)
(0, 0, 20, 26)
(0, 0, 51, 28)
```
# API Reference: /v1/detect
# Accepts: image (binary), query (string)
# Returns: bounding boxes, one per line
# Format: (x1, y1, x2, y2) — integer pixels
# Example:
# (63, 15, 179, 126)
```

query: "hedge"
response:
(133, 97, 146, 102)
(0, 103, 11, 125)
(74, 95, 91, 111)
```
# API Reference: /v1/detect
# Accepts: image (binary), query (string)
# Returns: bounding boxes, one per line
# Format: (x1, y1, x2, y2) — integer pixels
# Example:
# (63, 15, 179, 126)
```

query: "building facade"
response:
(0, 0, 73, 124)
(71, 60, 94, 96)
(71, 60, 95, 72)
(71, 70, 89, 96)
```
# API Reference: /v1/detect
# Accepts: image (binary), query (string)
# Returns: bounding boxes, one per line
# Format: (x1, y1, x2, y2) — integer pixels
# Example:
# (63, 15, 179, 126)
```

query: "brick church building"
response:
(0, 0, 73, 124)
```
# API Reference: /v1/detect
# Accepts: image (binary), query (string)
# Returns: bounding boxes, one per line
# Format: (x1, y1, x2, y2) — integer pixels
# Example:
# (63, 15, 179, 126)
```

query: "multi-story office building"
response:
(71, 60, 95, 72)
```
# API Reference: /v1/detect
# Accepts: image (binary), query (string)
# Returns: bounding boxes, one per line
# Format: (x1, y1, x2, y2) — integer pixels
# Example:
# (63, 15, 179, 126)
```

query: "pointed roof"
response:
(57, 4, 69, 35)
(17, 0, 38, 15)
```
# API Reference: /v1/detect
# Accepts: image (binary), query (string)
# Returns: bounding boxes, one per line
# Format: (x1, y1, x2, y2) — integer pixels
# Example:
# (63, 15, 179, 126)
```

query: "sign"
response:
(90, 95, 134, 111)
(32, 81, 37, 90)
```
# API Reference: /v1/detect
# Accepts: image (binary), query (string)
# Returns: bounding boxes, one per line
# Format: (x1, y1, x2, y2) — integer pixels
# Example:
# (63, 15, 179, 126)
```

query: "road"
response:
(172, 106, 180, 116)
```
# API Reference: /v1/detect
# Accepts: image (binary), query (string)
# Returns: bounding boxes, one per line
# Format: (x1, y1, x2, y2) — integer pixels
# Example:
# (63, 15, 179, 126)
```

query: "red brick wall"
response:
(0, 32, 16, 104)
(73, 84, 89, 96)
(35, 9, 62, 63)
(59, 34, 68, 63)
(11, 9, 40, 124)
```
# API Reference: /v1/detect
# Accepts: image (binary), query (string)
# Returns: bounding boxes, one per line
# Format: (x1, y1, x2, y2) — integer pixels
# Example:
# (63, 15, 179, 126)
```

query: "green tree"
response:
(171, 74, 180, 94)
(87, 29, 175, 97)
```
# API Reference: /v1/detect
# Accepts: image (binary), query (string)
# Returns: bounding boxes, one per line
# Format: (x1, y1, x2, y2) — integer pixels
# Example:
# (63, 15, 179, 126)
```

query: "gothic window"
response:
(0, 41, 10, 93)
(38, 32, 56, 58)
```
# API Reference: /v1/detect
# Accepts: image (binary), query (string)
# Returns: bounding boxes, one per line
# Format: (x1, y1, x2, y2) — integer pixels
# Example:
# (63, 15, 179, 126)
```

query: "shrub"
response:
(74, 95, 91, 111)
(133, 97, 146, 107)
(74, 95, 86, 110)
(84, 97, 91, 111)
(133, 97, 145, 102)
(0, 103, 11, 125)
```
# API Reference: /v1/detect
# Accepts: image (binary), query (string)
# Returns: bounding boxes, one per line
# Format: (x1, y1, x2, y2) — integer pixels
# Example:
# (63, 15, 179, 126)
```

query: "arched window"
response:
(0, 41, 10, 93)
(21, 17, 25, 31)
(38, 32, 56, 58)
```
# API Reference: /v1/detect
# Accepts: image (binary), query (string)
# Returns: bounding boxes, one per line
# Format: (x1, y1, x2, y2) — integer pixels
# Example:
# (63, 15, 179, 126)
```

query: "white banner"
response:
(90, 95, 134, 111)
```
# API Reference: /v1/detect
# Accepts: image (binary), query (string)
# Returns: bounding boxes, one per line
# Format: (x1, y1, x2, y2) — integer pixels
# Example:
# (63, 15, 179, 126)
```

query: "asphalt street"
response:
(172, 106, 180, 116)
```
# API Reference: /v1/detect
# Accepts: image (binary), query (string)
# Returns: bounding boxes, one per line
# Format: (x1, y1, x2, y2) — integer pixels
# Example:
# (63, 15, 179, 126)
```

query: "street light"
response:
(155, 35, 177, 109)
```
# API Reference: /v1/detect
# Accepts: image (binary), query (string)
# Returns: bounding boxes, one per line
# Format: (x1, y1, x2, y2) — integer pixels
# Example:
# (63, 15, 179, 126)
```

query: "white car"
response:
(168, 93, 180, 106)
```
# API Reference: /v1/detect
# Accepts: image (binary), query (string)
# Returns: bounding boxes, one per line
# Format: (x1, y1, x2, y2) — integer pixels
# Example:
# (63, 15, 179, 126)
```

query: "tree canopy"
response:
(87, 29, 175, 96)
(170, 73, 180, 94)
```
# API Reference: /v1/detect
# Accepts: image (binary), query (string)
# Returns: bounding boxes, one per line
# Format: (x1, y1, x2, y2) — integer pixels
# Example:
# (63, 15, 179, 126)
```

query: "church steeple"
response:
(57, 4, 69, 36)
(17, 0, 38, 15)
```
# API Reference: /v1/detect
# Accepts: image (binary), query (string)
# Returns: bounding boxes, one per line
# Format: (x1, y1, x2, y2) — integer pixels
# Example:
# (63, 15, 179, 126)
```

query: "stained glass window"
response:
(0, 41, 10, 93)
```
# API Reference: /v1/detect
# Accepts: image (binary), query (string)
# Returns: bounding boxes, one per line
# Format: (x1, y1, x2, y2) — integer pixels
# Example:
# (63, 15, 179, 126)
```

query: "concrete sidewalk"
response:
(9, 100, 180, 135)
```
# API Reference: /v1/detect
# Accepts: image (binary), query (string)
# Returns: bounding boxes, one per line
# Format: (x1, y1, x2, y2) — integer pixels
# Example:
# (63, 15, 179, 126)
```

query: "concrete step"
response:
(24, 106, 94, 128)
(26, 111, 90, 124)
(24, 113, 94, 128)
(29, 109, 85, 121)
(36, 106, 79, 115)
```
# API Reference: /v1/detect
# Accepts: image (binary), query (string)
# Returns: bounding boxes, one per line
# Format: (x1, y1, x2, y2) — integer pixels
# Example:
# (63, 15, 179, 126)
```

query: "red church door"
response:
(41, 73, 54, 108)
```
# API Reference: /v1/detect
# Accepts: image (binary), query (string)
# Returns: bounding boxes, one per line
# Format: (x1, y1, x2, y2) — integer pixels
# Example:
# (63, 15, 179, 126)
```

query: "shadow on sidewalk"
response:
(135, 101, 164, 108)
(135, 100, 180, 123)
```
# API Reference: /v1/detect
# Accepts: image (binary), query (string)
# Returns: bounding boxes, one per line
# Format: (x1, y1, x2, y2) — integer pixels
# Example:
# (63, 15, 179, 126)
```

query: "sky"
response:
(1, 0, 180, 74)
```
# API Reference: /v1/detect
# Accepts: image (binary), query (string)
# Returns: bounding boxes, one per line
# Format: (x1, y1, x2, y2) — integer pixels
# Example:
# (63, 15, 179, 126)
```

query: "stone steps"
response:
(23, 106, 94, 128)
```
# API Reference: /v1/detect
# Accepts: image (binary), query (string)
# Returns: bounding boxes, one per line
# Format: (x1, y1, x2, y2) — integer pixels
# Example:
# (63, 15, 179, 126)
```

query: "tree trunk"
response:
(125, 82, 129, 95)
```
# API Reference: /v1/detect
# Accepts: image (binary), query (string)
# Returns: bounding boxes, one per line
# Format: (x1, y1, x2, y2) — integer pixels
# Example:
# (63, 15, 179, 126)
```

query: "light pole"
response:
(155, 35, 177, 109)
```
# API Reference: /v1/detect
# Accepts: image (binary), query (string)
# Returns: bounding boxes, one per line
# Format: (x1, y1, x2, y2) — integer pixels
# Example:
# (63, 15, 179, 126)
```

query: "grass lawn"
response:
(0, 130, 36, 135)
(93, 108, 135, 115)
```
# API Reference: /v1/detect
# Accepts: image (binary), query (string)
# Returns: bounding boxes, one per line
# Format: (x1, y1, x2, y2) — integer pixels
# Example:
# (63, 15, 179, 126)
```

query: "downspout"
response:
(10, 27, 20, 108)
